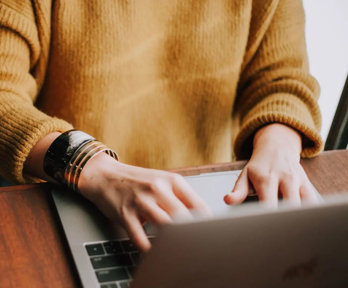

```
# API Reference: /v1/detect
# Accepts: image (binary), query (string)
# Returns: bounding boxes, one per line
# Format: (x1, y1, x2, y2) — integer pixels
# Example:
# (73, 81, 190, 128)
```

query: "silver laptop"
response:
(51, 170, 348, 288)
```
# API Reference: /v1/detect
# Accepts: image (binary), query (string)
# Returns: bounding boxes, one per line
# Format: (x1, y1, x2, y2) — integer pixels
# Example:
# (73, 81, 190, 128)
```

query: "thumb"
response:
(224, 169, 249, 205)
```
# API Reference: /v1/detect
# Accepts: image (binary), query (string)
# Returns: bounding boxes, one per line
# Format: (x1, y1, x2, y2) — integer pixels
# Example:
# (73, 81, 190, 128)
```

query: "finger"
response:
(279, 178, 301, 206)
(224, 169, 249, 205)
(252, 174, 278, 208)
(123, 211, 151, 252)
(297, 166, 321, 203)
(171, 175, 212, 216)
(159, 192, 193, 220)
(137, 197, 173, 225)
(300, 181, 320, 204)
(152, 182, 193, 219)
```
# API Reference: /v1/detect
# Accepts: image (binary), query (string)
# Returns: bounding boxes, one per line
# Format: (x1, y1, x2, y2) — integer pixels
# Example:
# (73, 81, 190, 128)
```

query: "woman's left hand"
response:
(224, 123, 319, 207)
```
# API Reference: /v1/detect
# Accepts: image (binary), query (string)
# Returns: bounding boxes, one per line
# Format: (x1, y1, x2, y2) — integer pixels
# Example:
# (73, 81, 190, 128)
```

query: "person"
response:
(0, 0, 323, 252)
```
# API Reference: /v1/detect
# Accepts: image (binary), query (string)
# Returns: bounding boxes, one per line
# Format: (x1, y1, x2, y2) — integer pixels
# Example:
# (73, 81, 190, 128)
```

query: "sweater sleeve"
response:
(0, 2, 72, 184)
(233, 0, 323, 159)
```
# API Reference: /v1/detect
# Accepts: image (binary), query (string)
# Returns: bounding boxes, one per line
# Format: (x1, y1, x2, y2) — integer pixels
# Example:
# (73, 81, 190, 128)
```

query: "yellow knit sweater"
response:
(0, 0, 322, 184)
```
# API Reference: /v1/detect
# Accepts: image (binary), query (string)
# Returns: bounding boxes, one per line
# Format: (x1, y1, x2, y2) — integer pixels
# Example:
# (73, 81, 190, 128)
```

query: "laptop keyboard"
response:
(85, 238, 153, 288)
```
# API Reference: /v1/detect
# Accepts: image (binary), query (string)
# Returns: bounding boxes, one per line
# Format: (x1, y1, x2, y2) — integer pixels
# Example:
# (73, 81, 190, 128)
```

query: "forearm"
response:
(22, 131, 211, 252)
(23, 132, 62, 182)
(233, 0, 322, 160)
(0, 22, 72, 183)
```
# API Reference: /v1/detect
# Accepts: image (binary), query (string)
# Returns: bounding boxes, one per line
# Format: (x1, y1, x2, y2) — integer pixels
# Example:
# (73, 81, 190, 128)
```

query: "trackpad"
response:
(184, 170, 242, 215)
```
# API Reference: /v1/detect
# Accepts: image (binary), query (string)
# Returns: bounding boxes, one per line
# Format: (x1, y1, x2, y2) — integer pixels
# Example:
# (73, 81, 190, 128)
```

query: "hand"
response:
(224, 123, 319, 207)
(78, 153, 211, 252)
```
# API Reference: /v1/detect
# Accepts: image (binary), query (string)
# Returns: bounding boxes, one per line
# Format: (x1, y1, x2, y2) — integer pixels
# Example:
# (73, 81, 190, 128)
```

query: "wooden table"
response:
(1, 150, 347, 288)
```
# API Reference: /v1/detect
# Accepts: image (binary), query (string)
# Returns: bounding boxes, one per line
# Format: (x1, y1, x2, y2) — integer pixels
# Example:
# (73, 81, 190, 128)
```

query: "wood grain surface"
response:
(0, 150, 347, 288)
(0, 184, 80, 288)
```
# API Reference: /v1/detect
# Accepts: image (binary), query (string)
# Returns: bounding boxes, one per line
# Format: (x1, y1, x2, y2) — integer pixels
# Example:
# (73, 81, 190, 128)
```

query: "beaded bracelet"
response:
(43, 130, 118, 191)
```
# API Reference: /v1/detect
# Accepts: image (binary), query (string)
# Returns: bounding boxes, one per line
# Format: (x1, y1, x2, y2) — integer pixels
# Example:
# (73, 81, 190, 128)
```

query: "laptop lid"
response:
(132, 195, 348, 288)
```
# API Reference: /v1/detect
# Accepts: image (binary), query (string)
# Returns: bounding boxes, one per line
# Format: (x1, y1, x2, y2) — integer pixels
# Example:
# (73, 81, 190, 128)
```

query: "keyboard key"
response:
(86, 244, 105, 256)
(120, 240, 138, 252)
(119, 281, 131, 288)
(100, 284, 117, 288)
(91, 254, 132, 269)
(103, 241, 122, 254)
(96, 268, 129, 283)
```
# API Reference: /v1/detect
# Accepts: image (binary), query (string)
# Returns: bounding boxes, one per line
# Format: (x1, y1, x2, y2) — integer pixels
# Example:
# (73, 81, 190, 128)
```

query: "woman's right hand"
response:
(78, 152, 211, 252)
(24, 132, 211, 252)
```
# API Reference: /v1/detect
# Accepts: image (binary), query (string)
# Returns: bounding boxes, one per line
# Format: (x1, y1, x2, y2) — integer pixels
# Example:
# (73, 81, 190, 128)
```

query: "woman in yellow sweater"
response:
(0, 0, 322, 251)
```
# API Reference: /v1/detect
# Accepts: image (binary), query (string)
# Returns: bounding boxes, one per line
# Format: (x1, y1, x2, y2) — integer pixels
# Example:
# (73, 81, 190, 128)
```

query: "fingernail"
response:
(223, 194, 231, 204)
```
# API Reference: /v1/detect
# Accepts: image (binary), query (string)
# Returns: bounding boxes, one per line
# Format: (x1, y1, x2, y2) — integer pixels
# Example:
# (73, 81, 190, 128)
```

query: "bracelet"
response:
(43, 130, 95, 183)
(43, 130, 119, 191)
(64, 140, 118, 192)
(64, 141, 104, 190)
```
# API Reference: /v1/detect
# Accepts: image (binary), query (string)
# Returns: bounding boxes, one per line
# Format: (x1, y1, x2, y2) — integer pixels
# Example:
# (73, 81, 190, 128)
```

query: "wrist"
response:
(41, 130, 118, 191)
(253, 123, 302, 155)
(78, 152, 122, 195)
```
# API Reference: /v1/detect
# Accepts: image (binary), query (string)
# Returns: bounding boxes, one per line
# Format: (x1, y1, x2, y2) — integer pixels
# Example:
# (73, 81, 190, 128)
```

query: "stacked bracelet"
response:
(43, 130, 118, 192)
(64, 140, 118, 192)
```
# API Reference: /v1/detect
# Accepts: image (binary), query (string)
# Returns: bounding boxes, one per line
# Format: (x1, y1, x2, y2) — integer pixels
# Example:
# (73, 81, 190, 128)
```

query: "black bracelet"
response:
(43, 130, 95, 184)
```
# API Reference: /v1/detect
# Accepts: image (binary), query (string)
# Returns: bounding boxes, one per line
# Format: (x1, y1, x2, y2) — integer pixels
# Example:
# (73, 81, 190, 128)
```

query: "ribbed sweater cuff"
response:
(0, 98, 73, 184)
(234, 93, 323, 160)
